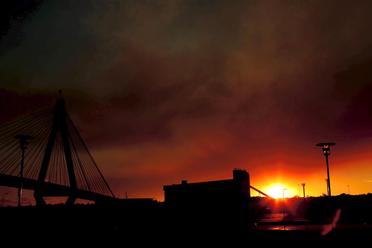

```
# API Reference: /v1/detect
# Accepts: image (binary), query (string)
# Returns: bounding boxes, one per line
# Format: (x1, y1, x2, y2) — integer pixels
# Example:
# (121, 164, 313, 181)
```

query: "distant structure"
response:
(163, 169, 251, 207)
(316, 142, 336, 197)
(14, 134, 34, 207)
(301, 183, 306, 198)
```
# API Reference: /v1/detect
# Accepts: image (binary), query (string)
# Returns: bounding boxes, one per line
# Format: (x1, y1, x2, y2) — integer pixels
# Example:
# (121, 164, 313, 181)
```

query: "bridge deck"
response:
(0, 173, 115, 202)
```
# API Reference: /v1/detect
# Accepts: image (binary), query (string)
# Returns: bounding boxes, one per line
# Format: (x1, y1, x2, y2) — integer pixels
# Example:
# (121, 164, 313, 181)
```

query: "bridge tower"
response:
(34, 92, 77, 205)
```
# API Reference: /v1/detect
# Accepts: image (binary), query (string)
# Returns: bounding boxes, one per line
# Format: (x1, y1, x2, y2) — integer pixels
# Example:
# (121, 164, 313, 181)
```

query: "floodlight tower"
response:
(316, 142, 336, 197)
(15, 134, 34, 207)
(301, 183, 306, 198)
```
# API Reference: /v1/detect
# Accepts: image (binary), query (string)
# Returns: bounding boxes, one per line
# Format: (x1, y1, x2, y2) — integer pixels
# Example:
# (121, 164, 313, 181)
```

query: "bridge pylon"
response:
(34, 93, 77, 205)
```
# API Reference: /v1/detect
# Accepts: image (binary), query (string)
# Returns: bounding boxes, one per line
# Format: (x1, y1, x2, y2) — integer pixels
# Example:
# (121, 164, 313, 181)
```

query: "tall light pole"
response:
(301, 183, 306, 198)
(282, 187, 287, 229)
(316, 142, 336, 197)
(282, 188, 287, 199)
(14, 134, 33, 207)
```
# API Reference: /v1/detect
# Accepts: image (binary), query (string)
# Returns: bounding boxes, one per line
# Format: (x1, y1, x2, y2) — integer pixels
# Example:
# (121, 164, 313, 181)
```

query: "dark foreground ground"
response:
(0, 195, 371, 246)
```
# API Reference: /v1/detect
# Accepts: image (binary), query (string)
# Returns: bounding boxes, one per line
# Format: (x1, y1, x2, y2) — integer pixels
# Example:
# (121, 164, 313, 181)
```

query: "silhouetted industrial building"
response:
(163, 169, 250, 206)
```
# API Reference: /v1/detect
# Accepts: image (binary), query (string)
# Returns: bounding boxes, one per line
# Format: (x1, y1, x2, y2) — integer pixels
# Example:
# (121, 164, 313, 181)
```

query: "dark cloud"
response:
(1, 0, 372, 198)
(0, 0, 43, 37)
(334, 56, 372, 139)
(0, 88, 53, 123)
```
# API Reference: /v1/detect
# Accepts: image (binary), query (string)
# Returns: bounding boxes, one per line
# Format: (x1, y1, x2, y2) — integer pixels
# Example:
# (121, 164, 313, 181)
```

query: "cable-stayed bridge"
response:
(0, 94, 115, 205)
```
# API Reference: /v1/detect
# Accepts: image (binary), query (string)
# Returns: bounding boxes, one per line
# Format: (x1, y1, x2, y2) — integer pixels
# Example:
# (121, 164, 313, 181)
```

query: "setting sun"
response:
(265, 183, 295, 199)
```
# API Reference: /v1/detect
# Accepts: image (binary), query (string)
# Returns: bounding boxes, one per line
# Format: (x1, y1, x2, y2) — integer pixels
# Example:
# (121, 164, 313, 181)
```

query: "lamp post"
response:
(301, 183, 306, 198)
(14, 134, 34, 207)
(316, 142, 336, 197)
(282, 188, 287, 199)
(282, 188, 287, 230)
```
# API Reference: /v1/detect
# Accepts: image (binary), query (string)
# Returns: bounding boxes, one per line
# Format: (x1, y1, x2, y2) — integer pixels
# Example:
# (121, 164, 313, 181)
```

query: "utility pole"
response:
(301, 183, 306, 198)
(316, 142, 336, 197)
(15, 134, 34, 207)
(282, 188, 287, 230)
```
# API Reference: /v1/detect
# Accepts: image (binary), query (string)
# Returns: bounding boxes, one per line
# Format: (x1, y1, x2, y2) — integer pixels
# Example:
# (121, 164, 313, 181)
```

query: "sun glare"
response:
(265, 183, 294, 199)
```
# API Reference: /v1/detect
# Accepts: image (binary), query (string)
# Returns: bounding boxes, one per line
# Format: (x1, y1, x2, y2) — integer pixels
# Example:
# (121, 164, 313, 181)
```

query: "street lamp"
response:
(316, 142, 336, 197)
(282, 188, 287, 230)
(301, 183, 306, 198)
(14, 134, 34, 207)
(282, 188, 287, 199)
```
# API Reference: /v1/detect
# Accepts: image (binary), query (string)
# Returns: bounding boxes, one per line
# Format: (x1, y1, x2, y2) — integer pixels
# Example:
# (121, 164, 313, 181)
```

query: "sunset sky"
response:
(1, 0, 372, 202)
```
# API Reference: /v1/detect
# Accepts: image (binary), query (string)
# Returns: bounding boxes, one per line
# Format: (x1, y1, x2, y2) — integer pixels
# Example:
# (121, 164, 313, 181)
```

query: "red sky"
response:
(0, 0, 372, 202)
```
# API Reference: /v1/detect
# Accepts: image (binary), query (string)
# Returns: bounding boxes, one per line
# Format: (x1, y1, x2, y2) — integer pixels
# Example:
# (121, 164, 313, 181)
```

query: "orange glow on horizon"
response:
(264, 183, 296, 199)
(94, 145, 372, 200)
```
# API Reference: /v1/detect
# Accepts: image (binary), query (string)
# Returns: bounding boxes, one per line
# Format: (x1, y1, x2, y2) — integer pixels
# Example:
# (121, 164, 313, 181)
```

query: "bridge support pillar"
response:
(34, 192, 46, 205)
(66, 195, 76, 205)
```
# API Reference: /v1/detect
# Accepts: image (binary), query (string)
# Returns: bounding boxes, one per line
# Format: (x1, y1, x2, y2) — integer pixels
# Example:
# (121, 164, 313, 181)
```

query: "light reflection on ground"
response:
(255, 213, 372, 232)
